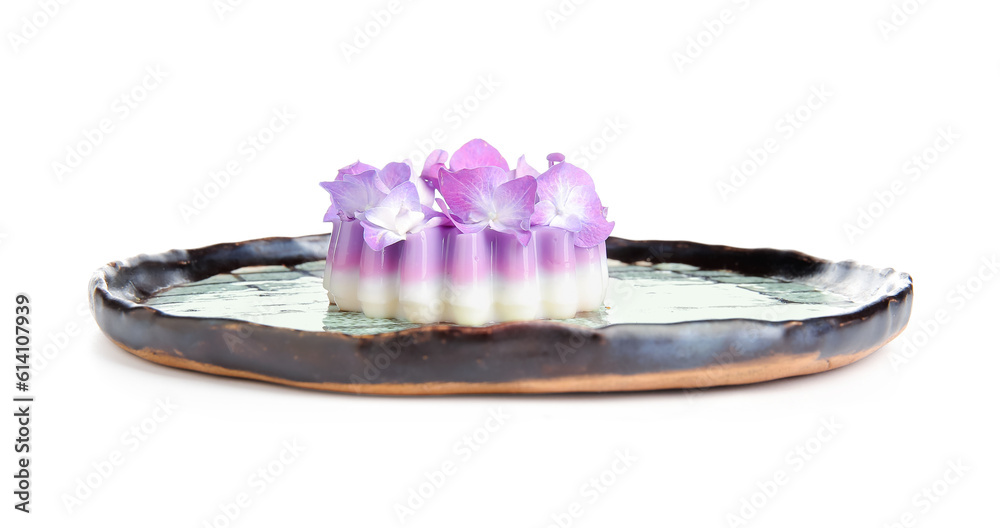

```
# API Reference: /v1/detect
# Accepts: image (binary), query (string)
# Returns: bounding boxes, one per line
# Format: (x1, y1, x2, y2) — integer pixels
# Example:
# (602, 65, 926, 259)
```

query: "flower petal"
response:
(487, 176, 536, 246)
(336, 160, 377, 180)
(529, 200, 556, 226)
(344, 170, 387, 213)
(532, 162, 613, 246)
(361, 220, 407, 251)
(420, 149, 449, 189)
(574, 213, 615, 248)
(438, 166, 509, 226)
(515, 155, 540, 178)
(358, 183, 424, 251)
(320, 178, 364, 220)
(550, 213, 583, 232)
(535, 162, 597, 201)
(449, 139, 510, 172)
(375, 162, 413, 193)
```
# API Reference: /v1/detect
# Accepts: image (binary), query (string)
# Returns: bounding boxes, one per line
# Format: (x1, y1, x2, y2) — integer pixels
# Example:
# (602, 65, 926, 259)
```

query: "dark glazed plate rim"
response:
(88, 234, 913, 395)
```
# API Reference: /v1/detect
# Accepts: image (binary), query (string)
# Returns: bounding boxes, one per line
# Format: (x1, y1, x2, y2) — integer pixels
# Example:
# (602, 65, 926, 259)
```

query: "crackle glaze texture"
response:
(89, 235, 913, 395)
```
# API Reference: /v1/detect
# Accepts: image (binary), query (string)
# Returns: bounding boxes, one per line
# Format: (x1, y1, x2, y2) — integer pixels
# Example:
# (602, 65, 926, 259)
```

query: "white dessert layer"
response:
(539, 271, 579, 319)
(493, 277, 541, 322)
(358, 275, 400, 319)
(575, 248, 608, 312)
(328, 270, 361, 312)
(444, 279, 494, 326)
(399, 279, 445, 324)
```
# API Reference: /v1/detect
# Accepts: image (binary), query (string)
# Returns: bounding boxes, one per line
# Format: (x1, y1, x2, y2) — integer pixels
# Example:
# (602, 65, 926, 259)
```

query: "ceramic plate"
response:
(89, 235, 912, 395)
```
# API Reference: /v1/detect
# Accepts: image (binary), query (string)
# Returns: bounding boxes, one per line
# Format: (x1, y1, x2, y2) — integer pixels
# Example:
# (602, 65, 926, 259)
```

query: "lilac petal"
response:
(549, 213, 583, 232)
(438, 167, 509, 226)
(487, 176, 536, 246)
(380, 181, 421, 212)
(534, 163, 602, 228)
(359, 183, 424, 251)
(421, 150, 449, 182)
(530, 200, 556, 226)
(320, 181, 340, 221)
(375, 162, 413, 193)
(327, 170, 385, 220)
(361, 221, 407, 251)
(515, 155, 540, 178)
(532, 161, 614, 246)
(535, 162, 597, 200)
(421, 163, 446, 191)
(449, 139, 510, 172)
(323, 206, 340, 222)
(491, 175, 536, 222)
(436, 198, 487, 234)
(574, 214, 615, 248)
(337, 160, 378, 180)
(321, 179, 364, 220)
(413, 175, 436, 207)
(420, 206, 452, 229)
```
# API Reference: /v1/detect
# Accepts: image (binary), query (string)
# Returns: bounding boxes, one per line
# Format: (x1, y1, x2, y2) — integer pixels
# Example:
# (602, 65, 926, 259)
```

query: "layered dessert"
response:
(320, 139, 614, 325)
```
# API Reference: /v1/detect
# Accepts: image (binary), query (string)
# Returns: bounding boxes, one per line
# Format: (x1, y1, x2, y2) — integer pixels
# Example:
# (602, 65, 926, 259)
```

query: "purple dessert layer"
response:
(534, 226, 577, 274)
(494, 231, 537, 282)
(325, 222, 608, 320)
(444, 229, 491, 284)
(359, 239, 403, 278)
(399, 228, 445, 283)
(330, 220, 364, 271)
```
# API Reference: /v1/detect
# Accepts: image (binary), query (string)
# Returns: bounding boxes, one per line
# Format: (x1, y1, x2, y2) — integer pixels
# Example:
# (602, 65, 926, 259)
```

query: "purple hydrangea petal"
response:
(438, 166, 509, 226)
(449, 139, 510, 172)
(320, 181, 340, 221)
(529, 200, 556, 226)
(574, 212, 615, 248)
(374, 162, 413, 193)
(336, 160, 378, 181)
(420, 206, 453, 229)
(420, 150, 449, 190)
(549, 212, 583, 232)
(535, 162, 597, 199)
(359, 183, 424, 251)
(515, 155, 540, 178)
(489, 176, 537, 246)
(325, 170, 386, 220)
(532, 162, 613, 247)
(322, 206, 340, 222)
(413, 175, 436, 208)
(361, 220, 408, 251)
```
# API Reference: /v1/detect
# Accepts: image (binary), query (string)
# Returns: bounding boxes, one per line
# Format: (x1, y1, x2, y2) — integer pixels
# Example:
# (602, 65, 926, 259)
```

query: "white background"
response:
(2, 0, 998, 526)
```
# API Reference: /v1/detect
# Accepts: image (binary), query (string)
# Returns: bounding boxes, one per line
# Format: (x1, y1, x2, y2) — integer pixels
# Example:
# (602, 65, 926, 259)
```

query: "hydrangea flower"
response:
(323, 139, 613, 251)
(358, 182, 427, 251)
(438, 166, 537, 245)
(530, 158, 615, 248)
(320, 169, 384, 222)
(321, 161, 432, 222)
(420, 139, 514, 190)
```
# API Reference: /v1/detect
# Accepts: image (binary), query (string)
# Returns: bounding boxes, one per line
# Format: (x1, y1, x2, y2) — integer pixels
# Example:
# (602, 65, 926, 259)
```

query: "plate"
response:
(89, 235, 913, 395)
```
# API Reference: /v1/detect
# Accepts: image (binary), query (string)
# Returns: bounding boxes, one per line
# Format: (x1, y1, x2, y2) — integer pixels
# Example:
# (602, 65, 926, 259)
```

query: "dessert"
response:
(319, 139, 614, 325)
